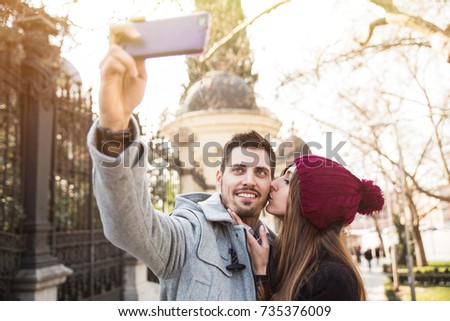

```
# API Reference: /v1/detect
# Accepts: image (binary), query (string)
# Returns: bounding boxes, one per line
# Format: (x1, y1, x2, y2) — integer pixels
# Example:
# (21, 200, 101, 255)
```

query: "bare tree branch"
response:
(199, 0, 291, 63)
(418, 205, 439, 222)
(381, 90, 429, 108)
(403, 57, 450, 181)
(370, 0, 450, 62)
(300, 110, 450, 202)
(338, 93, 371, 120)
(280, 38, 429, 87)
(359, 18, 387, 46)
(370, 0, 397, 12)
(412, 136, 433, 178)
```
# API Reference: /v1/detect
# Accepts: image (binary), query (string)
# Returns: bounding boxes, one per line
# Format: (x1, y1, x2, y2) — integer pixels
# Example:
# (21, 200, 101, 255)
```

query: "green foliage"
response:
(428, 262, 450, 268)
(397, 285, 450, 301)
(1, 0, 70, 233)
(386, 261, 450, 289)
(384, 278, 400, 301)
(0, 197, 24, 233)
(52, 179, 93, 231)
(0, 0, 69, 67)
(385, 270, 450, 301)
(147, 133, 180, 213)
(0, 123, 23, 233)
(392, 262, 450, 274)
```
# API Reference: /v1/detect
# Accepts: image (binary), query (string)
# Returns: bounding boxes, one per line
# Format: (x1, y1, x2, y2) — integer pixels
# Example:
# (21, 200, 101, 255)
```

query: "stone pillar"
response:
(12, 49, 72, 300)
(13, 264, 72, 300)
(123, 254, 160, 300)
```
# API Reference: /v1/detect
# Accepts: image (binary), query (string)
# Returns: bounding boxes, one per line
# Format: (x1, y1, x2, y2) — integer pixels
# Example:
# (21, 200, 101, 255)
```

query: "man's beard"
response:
(234, 203, 258, 217)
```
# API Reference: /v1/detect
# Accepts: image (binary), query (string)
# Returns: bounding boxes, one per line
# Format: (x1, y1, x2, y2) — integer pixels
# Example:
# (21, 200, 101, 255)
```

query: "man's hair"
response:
(220, 130, 276, 178)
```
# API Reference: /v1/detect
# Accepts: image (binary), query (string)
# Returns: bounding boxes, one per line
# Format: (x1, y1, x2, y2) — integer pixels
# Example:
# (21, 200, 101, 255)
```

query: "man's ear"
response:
(216, 169, 222, 187)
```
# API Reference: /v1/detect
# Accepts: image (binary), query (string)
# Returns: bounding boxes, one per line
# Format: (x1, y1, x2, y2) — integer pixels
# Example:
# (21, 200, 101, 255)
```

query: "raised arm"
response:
(87, 24, 192, 279)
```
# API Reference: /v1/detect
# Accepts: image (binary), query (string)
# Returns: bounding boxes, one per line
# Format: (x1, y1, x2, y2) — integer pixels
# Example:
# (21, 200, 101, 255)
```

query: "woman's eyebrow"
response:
(282, 164, 295, 175)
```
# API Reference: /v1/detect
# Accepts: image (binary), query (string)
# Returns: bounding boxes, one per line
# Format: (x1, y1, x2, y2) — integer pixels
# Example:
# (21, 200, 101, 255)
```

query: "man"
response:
(87, 24, 276, 300)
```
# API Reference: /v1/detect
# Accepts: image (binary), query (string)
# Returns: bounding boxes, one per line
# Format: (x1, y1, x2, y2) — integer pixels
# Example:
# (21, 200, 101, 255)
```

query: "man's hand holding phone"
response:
(99, 23, 147, 131)
(98, 12, 210, 131)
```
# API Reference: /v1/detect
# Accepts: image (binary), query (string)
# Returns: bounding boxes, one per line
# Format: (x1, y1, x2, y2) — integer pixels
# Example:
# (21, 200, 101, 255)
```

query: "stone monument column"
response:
(12, 45, 72, 301)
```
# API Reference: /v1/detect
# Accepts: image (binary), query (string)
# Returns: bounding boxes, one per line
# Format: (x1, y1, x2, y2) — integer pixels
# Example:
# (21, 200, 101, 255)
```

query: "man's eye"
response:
(257, 169, 268, 177)
(232, 167, 243, 173)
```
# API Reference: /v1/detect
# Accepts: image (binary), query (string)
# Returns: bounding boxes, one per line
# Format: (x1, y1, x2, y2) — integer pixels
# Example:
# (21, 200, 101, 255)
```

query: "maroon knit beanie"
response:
(294, 155, 384, 230)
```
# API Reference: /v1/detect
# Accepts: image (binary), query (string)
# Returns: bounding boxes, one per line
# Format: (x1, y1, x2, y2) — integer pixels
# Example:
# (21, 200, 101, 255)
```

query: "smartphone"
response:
(120, 11, 211, 59)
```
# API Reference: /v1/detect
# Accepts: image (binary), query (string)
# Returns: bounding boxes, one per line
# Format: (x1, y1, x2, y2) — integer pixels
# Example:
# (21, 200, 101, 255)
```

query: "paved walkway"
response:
(358, 259, 388, 301)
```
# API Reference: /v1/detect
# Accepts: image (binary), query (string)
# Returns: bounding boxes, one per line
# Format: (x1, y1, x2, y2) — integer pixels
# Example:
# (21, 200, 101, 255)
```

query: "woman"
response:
(232, 155, 384, 300)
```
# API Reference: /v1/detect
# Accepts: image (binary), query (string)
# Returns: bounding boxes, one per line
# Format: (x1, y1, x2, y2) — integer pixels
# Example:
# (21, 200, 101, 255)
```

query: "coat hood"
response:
(173, 192, 234, 224)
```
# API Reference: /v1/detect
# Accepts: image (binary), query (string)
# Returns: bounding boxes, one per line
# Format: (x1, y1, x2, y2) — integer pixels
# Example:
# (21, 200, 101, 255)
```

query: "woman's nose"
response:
(270, 179, 279, 191)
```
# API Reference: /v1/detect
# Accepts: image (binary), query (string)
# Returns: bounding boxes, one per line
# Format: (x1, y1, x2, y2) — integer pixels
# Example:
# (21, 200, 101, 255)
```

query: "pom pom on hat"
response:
(294, 155, 384, 230)
(358, 179, 385, 215)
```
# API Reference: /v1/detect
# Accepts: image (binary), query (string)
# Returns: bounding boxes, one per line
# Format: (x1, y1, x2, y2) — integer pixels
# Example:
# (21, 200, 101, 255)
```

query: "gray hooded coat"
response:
(87, 118, 275, 300)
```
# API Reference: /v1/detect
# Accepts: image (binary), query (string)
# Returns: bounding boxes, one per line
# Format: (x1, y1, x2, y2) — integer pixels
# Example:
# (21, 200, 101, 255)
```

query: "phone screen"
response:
(121, 11, 210, 59)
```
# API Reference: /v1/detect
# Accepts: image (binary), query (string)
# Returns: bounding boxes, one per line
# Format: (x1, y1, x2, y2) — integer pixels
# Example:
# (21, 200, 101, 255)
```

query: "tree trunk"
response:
(372, 215, 386, 257)
(407, 193, 428, 267)
(411, 224, 428, 267)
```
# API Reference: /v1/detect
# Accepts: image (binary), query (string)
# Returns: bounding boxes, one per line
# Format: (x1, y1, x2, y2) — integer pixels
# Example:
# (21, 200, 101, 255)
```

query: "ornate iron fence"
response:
(1, 39, 184, 299)
(49, 75, 124, 300)
(0, 51, 26, 300)
(0, 51, 125, 300)
(146, 132, 181, 283)
(148, 132, 180, 214)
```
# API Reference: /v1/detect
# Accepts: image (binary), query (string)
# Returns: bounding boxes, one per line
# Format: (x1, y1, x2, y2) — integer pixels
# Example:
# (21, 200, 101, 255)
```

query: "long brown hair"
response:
(271, 170, 367, 300)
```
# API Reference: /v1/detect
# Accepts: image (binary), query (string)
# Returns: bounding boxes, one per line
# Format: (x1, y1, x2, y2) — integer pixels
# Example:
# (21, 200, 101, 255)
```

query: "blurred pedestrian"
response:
(364, 248, 373, 271)
(355, 245, 362, 264)
(375, 246, 381, 265)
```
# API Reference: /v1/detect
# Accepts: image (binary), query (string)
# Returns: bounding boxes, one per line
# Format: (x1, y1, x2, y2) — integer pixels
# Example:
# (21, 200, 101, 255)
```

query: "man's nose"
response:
(242, 171, 256, 186)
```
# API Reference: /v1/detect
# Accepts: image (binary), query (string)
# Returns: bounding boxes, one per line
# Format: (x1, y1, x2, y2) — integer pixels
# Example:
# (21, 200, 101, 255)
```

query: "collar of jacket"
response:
(174, 192, 234, 223)
(198, 193, 235, 223)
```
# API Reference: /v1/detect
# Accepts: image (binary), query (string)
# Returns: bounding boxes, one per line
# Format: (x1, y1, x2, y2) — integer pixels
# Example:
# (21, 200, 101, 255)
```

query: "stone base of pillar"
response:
(123, 256, 160, 301)
(13, 264, 73, 301)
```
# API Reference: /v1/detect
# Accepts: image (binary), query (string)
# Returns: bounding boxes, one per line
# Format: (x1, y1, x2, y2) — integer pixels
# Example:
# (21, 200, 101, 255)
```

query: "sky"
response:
(32, 0, 449, 170)
(34, 0, 379, 140)
(30, 0, 450, 234)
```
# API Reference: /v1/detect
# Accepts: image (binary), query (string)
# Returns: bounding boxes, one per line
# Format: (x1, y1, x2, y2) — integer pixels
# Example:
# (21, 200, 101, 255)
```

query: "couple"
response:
(87, 23, 384, 301)
(232, 156, 384, 300)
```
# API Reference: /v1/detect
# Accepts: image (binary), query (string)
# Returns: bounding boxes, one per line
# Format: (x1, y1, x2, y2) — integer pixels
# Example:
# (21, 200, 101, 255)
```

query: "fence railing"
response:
(0, 47, 181, 299)
(0, 51, 26, 300)
(49, 76, 124, 300)
(0, 52, 125, 300)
